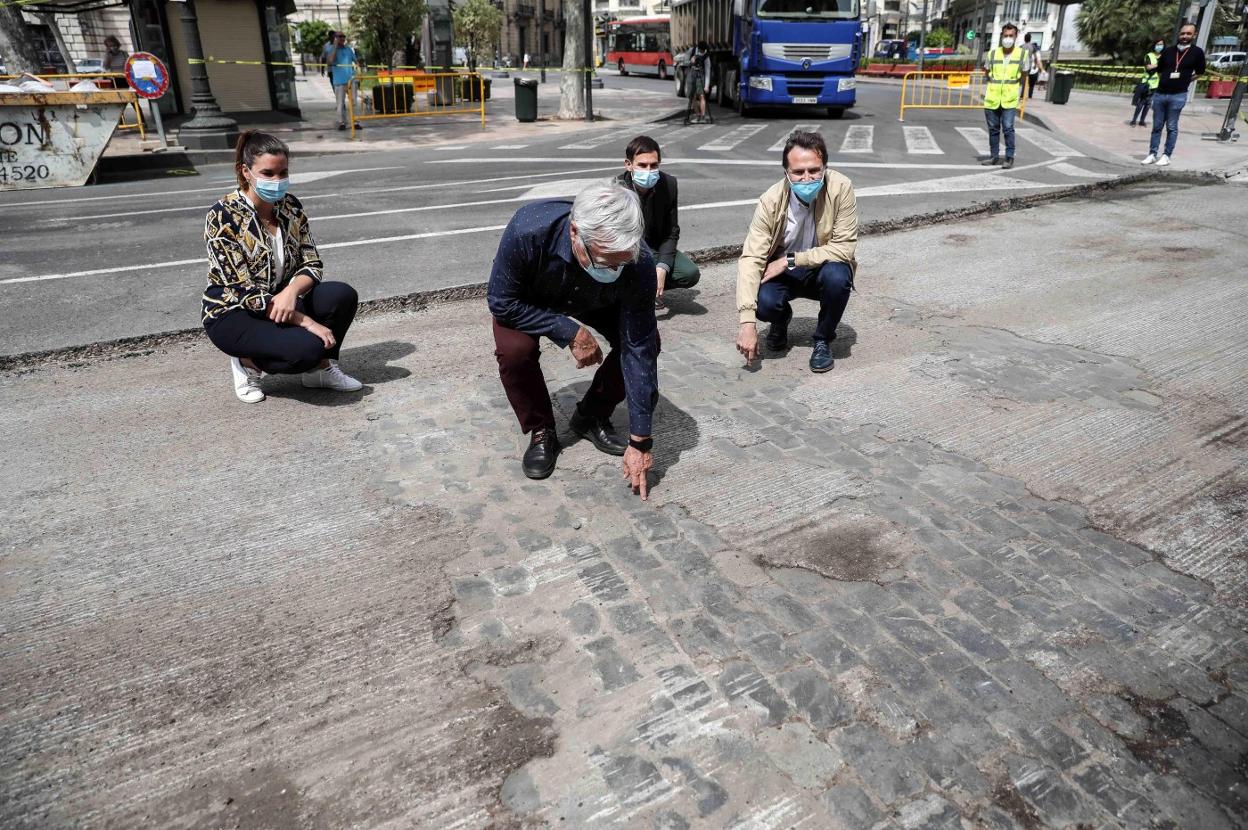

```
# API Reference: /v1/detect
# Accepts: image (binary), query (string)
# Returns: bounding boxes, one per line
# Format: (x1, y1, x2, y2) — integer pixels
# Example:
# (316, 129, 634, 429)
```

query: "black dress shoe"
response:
(809, 339, 834, 373)
(522, 428, 560, 479)
(981, 156, 1002, 166)
(1002, 157, 1014, 169)
(765, 307, 792, 351)
(570, 409, 627, 456)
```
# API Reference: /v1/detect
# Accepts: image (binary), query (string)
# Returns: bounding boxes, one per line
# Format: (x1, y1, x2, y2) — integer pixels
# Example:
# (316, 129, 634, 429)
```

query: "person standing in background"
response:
(1142, 22, 1206, 167)
(1130, 37, 1164, 127)
(328, 31, 362, 131)
(1020, 33, 1044, 99)
(101, 35, 127, 87)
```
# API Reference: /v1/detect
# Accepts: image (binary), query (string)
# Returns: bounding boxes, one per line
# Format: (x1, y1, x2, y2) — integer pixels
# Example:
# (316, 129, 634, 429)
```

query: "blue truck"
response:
(671, 0, 862, 117)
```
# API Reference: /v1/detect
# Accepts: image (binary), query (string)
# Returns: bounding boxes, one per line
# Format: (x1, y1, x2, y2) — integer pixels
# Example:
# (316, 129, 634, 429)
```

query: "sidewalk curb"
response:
(0, 171, 1183, 373)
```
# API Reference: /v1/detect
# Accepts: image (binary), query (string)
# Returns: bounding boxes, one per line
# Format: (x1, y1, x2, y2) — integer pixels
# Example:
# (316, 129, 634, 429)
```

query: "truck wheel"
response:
(826, 107, 845, 119)
(657, 61, 667, 80)
(618, 59, 628, 76)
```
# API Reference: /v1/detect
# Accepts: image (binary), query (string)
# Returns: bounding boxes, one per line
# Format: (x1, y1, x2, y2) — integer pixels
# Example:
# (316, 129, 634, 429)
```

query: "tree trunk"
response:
(559, 0, 585, 119)
(0, 7, 46, 74)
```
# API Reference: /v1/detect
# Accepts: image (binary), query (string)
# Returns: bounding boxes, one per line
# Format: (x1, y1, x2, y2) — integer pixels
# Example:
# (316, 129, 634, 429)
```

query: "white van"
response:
(1207, 51, 1245, 71)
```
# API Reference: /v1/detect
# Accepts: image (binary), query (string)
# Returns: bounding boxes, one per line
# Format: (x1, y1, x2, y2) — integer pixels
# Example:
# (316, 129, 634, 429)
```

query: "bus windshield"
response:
(756, 0, 859, 20)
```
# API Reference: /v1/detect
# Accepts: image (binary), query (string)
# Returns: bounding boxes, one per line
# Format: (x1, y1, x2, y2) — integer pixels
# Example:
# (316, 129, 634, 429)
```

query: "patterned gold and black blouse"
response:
(201, 189, 323, 325)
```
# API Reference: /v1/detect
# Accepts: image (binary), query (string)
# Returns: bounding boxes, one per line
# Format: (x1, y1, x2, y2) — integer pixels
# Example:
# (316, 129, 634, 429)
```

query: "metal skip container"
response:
(0, 90, 134, 190)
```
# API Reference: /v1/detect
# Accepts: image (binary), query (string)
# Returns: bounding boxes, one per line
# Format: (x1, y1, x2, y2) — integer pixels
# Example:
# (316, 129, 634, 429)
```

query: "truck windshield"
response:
(756, 0, 859, 19)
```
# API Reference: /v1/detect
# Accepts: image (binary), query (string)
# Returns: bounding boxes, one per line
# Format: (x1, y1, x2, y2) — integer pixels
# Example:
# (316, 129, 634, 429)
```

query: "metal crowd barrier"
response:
(899, 70, 1028, 122)
(346, 71, 487, 138)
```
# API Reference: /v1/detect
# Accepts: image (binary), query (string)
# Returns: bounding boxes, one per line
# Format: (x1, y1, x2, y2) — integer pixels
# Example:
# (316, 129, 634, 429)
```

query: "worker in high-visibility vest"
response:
(980, 24, 1026, 170)
(1130, 37, 1164, 127)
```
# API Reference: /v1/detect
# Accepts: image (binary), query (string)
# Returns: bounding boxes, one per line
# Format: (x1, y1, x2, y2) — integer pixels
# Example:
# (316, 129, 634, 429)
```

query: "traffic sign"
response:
(966, 30, 976, 40)
(124, 52, 170, 100)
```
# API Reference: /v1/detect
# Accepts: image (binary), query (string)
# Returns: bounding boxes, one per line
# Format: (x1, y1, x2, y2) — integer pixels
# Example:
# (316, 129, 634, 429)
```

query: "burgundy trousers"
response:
(493, 310, 633, 434)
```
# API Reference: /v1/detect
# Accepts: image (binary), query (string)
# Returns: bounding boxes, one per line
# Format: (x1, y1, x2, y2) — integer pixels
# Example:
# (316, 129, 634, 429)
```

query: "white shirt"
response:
(267, 226, 286, 285)
(782, 190, 816, 266)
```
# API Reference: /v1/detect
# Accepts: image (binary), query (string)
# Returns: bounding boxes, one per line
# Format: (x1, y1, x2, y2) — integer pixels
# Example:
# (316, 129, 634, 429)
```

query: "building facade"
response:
(500, 0, 565, 67)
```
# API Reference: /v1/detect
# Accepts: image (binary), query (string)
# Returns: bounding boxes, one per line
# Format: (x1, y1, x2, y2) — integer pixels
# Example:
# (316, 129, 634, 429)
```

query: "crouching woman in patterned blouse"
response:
(201, 130, 361, 403)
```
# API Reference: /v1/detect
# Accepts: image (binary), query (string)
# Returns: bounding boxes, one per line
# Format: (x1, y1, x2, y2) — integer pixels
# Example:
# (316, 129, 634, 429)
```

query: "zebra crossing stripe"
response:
(663, 125, 714, 143)
(1016, 128, 1085, 157)
(560, 132, 624, 150)
(767, 124, 822, 153)
(839, 125, 874, 153)
(1048, 161, 1103, 178)
(699, 124, 767, 151)
(956, 127, 991, 157)
(902, 126, 943, 155)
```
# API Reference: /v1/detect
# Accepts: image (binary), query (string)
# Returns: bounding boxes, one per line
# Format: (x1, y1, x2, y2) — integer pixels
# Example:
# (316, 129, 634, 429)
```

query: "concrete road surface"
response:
(2, 178, 1246, 827)
(0, 83, 1131, 357)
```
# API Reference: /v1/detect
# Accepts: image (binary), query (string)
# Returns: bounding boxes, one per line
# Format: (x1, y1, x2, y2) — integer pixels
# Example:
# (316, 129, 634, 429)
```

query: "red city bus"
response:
(606, 16, 674, 80)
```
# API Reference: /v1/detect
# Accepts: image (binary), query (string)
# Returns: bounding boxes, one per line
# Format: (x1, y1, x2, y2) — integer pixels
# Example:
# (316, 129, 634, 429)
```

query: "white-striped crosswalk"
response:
(699, 124, 767, 151)
(902, 126, 943, 155)
(767, 124, 821, 153)
(559, 132, 624, 150)
(1016, 127, 1084, 157)
(955, 127, 991, 157)
(839, 125, 874, 153)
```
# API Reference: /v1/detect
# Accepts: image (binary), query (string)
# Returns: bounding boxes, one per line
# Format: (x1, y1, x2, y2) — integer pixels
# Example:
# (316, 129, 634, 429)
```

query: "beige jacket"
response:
(736, 171, 858, 324)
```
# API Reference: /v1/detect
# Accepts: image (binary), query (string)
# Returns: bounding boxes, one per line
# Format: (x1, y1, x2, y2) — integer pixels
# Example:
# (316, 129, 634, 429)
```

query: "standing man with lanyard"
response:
(1130, 37, 1164, 127)
(980, 23, 1025, 170)
(1142, 22, 1206, 167)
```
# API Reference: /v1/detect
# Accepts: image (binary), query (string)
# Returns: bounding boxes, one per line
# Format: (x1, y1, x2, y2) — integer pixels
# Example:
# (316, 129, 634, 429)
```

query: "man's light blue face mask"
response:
(576, 232, 630, 283)
(632, 169, 659, 189)
(790, 177, 824, 204)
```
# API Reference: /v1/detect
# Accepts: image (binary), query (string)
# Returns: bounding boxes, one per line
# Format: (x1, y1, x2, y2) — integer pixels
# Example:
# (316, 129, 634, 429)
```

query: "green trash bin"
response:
(514, 77, 538, 122)
(1050, 70, 1075, 105)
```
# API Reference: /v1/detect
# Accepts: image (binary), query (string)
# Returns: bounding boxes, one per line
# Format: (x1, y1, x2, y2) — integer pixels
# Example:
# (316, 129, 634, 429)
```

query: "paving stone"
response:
(452, 576, 495, 613)
(776, 666, 853, 732)
(502, 664, 560, 717)
(935, 616, 1012, 662)
(578, 560, 632, 603)
(819, 783, 885, 829)
(584, 636, 641, 691)
(717, 661, 790, 726)
(606, 536, 663, 572)
(895, 793, 965, 830)
(652, 540, 717, 577)
(796, 629, 862, 676)
(669, 615, 736, 663)
(562, 601, 602, 637)
(760, 722, 845, 788)
(658, 757, 729, 818)
(865, 641, 935, 696)
(1006, 756, 1104, 828)
(832, 724, 930, 805)
(734, 617, 804, 674)
(906, 736, 988, 800)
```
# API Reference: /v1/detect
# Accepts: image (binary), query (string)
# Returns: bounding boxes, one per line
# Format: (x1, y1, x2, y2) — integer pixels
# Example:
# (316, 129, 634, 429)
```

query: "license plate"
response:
(792, 96, 818, 104)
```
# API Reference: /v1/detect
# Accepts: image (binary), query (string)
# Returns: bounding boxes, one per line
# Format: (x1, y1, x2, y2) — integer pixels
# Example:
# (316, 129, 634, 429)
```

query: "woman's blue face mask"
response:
(252, 176, 289, 203)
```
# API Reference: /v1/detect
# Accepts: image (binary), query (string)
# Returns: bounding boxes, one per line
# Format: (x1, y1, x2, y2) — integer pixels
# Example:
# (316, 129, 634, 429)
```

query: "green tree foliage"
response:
(453, 0, 504, 65)
(349, 0, 427, 65)
(927, 27, 954, 49)
(1076, 0, 1173, 61)
(292, 19, 335, 56)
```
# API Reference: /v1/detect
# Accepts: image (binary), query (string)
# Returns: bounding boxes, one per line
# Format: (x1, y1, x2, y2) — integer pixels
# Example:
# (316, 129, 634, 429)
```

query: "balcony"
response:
(515, 3, 536, 18)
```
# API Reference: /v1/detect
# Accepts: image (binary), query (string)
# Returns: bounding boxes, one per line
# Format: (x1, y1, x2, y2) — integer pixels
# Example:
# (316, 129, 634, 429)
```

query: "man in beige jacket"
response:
(735, 130, 857, 372)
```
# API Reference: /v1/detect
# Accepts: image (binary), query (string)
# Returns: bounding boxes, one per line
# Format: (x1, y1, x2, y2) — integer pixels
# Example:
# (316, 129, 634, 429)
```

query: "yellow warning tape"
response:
(186, 57, 596, 73)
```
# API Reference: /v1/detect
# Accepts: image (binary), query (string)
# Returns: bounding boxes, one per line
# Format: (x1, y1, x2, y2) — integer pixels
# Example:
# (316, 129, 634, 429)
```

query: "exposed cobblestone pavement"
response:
(2, 179, 1246, 827)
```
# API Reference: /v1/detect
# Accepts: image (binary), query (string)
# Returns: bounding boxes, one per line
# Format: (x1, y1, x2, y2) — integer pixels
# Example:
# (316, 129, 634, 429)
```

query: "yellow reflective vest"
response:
(983, 46, 1025, 109)
(1142, 52, 1160, 90)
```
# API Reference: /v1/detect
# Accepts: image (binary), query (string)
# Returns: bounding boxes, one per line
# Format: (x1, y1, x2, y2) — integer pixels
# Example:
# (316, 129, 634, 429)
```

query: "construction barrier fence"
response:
(346, 71, 486, 138)
(899, 70, 1027, 122)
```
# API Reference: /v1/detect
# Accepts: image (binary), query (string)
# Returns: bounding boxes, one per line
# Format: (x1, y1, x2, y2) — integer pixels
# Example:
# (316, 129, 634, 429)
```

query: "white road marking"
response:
(560, 132, 624, 150)
(518, 178, 608, 199)
(491, 144, 530, 149)
(662, 125, 713, 143)
(431, 157, 1000, 170)
(435, 145, 469, 151)
(839, 125, 874, 153)
(767, 124, 821, 153)
(956, 127, 991, 157)
(698, 124, 767, 151)
(854, 171, 1067, 197)
(1016, 127, 1085, 157)
(903, 125, 943, 155)
(1049, 161, 1105, 178)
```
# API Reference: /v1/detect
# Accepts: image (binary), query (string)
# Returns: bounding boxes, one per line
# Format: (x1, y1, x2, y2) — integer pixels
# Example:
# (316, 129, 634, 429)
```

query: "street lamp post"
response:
(176, 0, 240, 150)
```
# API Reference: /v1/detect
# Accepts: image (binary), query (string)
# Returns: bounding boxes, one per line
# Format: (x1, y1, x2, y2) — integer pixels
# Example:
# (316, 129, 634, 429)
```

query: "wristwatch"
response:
(628, 437, 654, 453)
(786, 252, 796, 269)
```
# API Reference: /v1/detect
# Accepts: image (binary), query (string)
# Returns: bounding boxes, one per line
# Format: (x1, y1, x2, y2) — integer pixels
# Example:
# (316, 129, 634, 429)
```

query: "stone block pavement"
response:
(1, 178, 1246, 827)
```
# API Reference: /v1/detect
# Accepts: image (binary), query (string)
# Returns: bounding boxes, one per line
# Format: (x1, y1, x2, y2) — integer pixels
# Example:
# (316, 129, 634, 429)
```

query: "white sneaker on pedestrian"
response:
(301, 360, 362, 392)
(1157, 154, 1171, 167)
(230, 357, 265, 404)
(1141, 154, 1156, 165)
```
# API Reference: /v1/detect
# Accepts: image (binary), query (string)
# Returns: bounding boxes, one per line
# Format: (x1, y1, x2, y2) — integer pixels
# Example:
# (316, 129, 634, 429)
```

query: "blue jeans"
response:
(984, 106, 1017, 160)
(756, 261, 853, 342)
(1150, 91, 1187, 156)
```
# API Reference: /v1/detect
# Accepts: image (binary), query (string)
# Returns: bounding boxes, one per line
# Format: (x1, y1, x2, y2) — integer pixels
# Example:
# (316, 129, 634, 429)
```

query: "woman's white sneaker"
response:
(1141, 154, 1157, 165)
(230, 357, 265, 403)
(1157, 154, 1171, 167)
(302, 360, 362, 392)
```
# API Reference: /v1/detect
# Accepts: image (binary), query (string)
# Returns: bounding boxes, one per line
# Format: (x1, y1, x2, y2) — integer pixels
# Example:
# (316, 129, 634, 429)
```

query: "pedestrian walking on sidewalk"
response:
(488, 183, 659, 496)
(616, 135, 700, 310)
(329, 31, 362, 131)
(735, 130, 857, 374)
(981, 23, 1026, 169)
(202, 131, 362, 404)
(319, 33, 336, 77)
(1142, 23, 1206, 167)
(1131, 38, 1164, 126)
(1020, 33, 1044, 99)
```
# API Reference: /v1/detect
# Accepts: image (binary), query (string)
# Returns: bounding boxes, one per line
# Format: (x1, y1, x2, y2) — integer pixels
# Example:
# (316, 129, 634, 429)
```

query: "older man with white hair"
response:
(488, 183, 659, 497)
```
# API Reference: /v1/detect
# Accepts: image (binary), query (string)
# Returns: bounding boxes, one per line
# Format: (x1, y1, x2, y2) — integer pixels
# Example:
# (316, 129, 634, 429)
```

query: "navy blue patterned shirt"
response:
(488, 199, 660, 436)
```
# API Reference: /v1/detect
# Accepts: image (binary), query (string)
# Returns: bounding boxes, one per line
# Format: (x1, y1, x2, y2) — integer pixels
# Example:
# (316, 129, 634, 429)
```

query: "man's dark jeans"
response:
(756, 261, 853, 343)
(1150, 91, 1187, 156)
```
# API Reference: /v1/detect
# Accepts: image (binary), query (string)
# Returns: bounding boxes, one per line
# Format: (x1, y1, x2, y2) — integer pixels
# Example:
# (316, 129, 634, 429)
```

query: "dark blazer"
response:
(616, 170, 680, 272)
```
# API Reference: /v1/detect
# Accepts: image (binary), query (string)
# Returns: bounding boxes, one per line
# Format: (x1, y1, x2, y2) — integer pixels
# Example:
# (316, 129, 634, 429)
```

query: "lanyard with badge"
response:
(1169, 47, 1188, 80)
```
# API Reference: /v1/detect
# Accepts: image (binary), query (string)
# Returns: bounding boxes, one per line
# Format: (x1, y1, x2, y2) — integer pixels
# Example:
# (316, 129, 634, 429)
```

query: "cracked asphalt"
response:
(2, 177, 1246, 828)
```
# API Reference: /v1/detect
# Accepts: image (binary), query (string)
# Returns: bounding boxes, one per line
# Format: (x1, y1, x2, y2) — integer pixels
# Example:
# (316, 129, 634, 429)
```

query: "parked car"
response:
(1207, 51, 1246, 72)
(874, 39, 907, 60)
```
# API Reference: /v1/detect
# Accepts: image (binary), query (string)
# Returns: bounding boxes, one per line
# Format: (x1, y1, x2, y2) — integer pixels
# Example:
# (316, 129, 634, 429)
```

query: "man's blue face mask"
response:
(632, 169, 659, 189)
(253, 176, 289, 203)
(790, 177, 824, 204)
(578, 235, 627, 283)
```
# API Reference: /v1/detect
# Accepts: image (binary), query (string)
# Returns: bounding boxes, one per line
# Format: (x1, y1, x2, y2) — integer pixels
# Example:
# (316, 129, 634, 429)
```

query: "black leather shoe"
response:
(765, 307, 792, 351)
(522, 428, 560, 479)
(809, 339, 834, 373)
(1002, 157, 1014, 169)
(570, 409, 627, 456)
(981, 157, 1002, 166)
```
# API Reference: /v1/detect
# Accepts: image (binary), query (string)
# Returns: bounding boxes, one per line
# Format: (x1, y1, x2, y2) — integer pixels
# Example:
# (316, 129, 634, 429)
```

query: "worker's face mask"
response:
(790, 177, 824, 204)
(1155, 43, 1164, 53)
(631, 169, 659, 189)
(1001, 36, 1016, 48)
